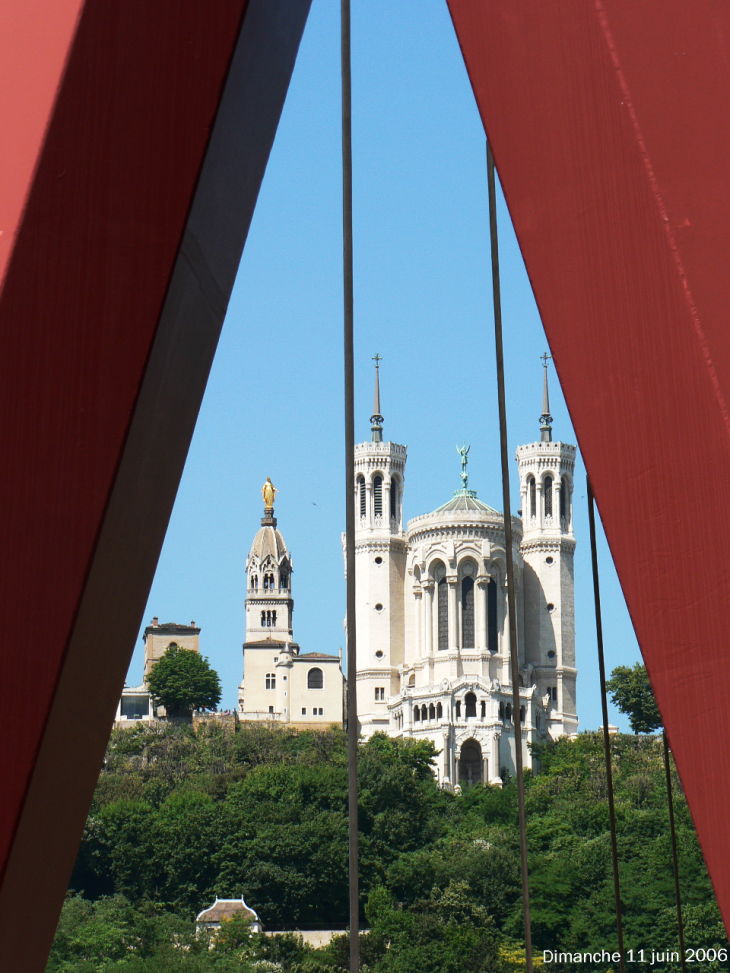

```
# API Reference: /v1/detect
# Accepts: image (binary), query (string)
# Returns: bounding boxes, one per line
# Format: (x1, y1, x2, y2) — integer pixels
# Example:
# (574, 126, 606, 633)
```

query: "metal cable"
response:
(663, 730, 687, 973)
(487, 140, 533, 973)
(587, 479, 626, 973)
(340, 0, 359, 969)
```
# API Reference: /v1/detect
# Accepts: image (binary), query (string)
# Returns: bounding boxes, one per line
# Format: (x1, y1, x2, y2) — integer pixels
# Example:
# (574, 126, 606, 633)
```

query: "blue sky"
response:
(128, 0, 643, 732)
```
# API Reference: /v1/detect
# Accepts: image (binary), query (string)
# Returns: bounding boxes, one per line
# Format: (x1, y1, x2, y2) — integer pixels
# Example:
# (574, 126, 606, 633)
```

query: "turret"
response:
(349, 356, 407, 737)
(515, 355, 578, 737)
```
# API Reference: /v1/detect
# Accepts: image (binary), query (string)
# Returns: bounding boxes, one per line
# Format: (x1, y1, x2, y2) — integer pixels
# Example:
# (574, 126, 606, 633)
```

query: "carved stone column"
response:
(447, 577, 458, 651)
(423, 581, 434, 656)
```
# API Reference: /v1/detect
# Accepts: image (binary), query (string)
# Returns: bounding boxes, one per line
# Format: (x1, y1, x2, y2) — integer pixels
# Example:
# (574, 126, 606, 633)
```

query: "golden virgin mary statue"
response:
(262, 477, 278, 509)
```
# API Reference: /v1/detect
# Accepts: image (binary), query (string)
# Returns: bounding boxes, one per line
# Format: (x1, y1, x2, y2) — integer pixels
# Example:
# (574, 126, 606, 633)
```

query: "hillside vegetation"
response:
(50, 723, 728, 972)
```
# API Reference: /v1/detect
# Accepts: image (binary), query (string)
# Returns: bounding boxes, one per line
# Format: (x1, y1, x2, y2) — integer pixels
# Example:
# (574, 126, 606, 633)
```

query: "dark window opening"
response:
(506, 703, 512, 721)
(461, 575, 474, 648)
(499, 702, 505, 721)
(520, 705, 526, 723)
(261, 611, 266, 626)
(308, 667, 324, 689)
(480, 700, 486, 719)
(530, 477, 536, 518)
(436, 702, 443, 719)
(560, 476, 567, 519)
(414, 705, 420, 722)
(487, 579, 498, 652)
(456, 700, 461, 719)
(390, 480, 397, 519)
(438, 577, 448, 651)
(121, 695, 149, 719)
(429, 703, 435, 721)
(465, 692, 477, 718)
(373, 476, 383, 517)
(544, 475, 553, 517)
(358, 476, 366, 518)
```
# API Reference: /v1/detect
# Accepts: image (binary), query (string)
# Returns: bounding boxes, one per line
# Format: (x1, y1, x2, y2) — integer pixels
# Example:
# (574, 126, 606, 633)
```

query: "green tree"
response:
(606, 662, 662, 733)
(147, 645, 222, 717)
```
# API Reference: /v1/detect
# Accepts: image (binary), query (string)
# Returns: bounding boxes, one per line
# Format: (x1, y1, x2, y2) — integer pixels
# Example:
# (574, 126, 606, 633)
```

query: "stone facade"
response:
(349, 363, 578, 787)
(238, 501, 345, 727)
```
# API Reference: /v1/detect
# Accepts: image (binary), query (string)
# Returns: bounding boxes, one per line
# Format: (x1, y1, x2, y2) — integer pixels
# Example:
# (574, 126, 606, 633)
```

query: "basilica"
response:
(237, 360, 578, 788)
(351, 361, 578, 788)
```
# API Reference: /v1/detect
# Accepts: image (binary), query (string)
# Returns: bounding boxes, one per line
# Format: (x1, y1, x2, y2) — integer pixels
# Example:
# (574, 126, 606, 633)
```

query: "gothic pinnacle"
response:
(371, 353, 383, 443)
(540, 351, 553, 443)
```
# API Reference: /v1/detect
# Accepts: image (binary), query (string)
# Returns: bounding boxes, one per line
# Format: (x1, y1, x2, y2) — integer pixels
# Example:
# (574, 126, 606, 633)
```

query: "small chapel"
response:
(237, 484, 345, 727)
(350, 359, 578, 788)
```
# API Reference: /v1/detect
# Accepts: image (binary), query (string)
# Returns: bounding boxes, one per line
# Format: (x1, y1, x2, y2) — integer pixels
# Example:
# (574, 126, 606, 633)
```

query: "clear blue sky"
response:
(127, 0, 643, 732)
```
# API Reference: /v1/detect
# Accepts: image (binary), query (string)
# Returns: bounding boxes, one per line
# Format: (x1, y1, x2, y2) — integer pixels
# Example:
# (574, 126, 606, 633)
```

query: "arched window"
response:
(408, 673, 415, 687)
(280, 572, 287, 589)
(561, 475, 568, 520)
(437, 577, 448, 651)
(487, 579, 498, 652)
(456, 700, 461, 719)
(520, 705, 526, 723)
(390, 479, 397, 520)
(506, 703, 512, 721)
(429, 703, 435, 721)
(461, 576, 474, 648)
(414, 705, 420, 722)
(272, 611, 277, 626)
(480, 700, 486, 719)
(436, 701, 443, 719)
(261, 611, 266, 626)
(544, 475, 553, 517)
(265, 673, 275, 690)
(255, 576, 258, 589)
(308, 667, 324, 689)
(373, 475, 383, 517)
(358, 476, 366, 518)
(465, 692, 477, 718)
(499, 702, 505, 721)
(529, 476, 536, 518)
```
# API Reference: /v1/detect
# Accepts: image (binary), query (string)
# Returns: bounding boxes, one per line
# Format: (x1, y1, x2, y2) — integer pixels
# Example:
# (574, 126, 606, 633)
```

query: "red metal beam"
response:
(447, 0, 730, 931)
(0, 1, 310, 968)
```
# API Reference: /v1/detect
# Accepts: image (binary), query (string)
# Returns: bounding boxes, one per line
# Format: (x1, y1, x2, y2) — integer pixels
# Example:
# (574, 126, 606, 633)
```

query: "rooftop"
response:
(196, 897, 259, 925)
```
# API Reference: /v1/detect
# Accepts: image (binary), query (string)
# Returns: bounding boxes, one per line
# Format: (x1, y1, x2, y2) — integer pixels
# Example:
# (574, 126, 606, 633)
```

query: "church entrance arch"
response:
(459, 738, 482, 788)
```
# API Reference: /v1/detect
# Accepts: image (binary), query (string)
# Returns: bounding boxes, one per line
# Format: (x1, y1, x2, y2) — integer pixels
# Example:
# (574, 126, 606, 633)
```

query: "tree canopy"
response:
(61, 723, 729, 972)
(606, 662, 662, 734)
(146, 645, 221, 716)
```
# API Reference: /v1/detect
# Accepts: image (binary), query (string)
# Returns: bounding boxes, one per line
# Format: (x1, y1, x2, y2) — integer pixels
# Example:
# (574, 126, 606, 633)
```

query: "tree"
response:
(606, 662, 662, 733)
(147, 645, 221, 717)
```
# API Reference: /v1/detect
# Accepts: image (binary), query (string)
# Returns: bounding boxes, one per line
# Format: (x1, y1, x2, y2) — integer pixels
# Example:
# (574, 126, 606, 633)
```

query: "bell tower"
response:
(516, 355, 578, 737)
(350, 356, 407, 737)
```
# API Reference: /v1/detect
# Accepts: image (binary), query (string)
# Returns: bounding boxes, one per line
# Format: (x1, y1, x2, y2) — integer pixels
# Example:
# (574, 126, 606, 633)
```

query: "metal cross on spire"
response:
(370, 353, 384, 443)
(540, 351, 553, 443)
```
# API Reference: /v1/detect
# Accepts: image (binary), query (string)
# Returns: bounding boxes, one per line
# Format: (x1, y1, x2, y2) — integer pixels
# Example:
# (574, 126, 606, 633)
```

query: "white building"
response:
(238, 497, 345, 727)
(350, 360, 578, 787)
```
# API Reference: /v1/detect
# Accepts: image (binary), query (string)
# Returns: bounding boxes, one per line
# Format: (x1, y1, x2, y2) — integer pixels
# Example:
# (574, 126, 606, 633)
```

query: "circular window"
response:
(545, 556, 554, 565)
(375, 603, 383, 612)
(375, 556, 383, 565)
(375, 650, 383, 659)
(547, 650, 556, 659)
(546, 603, 555, 612)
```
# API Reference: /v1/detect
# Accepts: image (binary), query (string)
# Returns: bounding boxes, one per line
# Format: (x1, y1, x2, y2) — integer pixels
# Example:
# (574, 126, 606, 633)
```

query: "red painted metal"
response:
(447, 0, 730, 930)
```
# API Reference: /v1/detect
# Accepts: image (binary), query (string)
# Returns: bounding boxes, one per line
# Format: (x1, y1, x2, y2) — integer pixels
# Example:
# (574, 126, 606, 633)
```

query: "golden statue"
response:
(262, 477, 278, 509)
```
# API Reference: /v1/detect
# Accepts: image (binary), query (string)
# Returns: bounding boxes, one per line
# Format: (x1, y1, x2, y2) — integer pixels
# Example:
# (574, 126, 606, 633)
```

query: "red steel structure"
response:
(447, 0, 730, 937)
(0, 1, 310, 968)
(4, 1, 730, 968)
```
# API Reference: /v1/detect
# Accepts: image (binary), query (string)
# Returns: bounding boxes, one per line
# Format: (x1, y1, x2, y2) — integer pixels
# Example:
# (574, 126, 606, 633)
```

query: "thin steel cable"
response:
(663, 730, 687, 973)
(340, 1, 358, 970)
(587, 479, 626, 973)
(487, 140, 533, 973)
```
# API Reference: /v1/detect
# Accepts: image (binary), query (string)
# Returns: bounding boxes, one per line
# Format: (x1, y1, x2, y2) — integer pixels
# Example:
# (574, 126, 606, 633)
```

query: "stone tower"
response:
(244, 496, 294, 646)
(516, 356, 578, 737)
(351, 357, 407, 737)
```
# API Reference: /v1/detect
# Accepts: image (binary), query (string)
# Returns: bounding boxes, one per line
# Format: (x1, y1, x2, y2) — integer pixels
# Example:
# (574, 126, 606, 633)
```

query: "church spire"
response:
(540, 351, 553, 443)
(371, 353, 383, 442)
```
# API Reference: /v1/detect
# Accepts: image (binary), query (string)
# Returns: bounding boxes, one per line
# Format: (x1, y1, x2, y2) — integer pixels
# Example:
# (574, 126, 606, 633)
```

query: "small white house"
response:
(196, 897, 262, 934)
